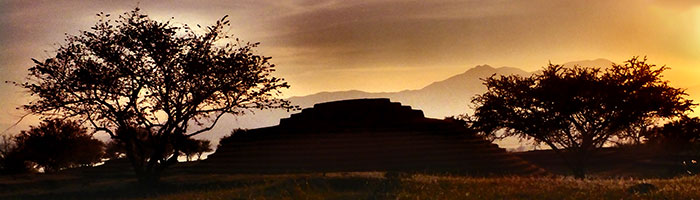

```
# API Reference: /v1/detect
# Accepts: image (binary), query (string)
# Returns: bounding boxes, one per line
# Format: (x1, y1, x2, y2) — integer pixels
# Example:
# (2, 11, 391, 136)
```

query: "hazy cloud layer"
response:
(2, 0, 700, 133)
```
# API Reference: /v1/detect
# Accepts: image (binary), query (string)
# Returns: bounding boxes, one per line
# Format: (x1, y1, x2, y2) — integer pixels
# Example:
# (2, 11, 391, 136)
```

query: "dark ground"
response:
(1, 147, 697, 199)
(515, 146, 696, 178)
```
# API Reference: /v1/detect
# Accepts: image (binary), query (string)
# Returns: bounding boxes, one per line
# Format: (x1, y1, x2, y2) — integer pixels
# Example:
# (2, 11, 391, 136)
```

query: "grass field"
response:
(1, 171, 699, 199)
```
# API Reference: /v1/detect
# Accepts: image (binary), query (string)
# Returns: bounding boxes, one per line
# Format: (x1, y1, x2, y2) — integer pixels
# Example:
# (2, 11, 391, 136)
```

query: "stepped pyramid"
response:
(203, 98, 545, 175)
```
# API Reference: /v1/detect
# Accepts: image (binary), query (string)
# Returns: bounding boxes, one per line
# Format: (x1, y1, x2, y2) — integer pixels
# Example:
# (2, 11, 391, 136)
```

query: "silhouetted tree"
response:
(647, 116, 700, 151)
(218, 128, 249, 148)
(613, 120, 657, 146)
(0, 135, 32, 174)
(13, 119, 104, 173)
(0, 135, 14, 165)
(469, 57, 694, 178)
(104, 136, 212, 162)
(180, 138, 213, 161)
(16, 8, 293, 184)
(105, 126, 176, 168)
(103, 139, 126, 160)
(645, 116, 700, 175)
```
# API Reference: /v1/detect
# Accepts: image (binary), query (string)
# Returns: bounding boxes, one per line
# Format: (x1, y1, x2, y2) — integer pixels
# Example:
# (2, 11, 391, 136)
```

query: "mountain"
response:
(201, 64, 530, 143)
(293, 65, 531, 118)
(200, 59, 613, 149)
(562, 58, 614, 69)
(529, 58, 614, 74)
(408, 65, 530, 117)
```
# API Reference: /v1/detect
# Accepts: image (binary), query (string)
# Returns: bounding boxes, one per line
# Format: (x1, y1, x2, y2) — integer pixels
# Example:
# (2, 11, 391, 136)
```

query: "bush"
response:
(0, 134, 33, 174)
(647, 117, 700, 151)
(181, 139, 213, 161)
(104, 136, 212, 162)
(14, 119, 105, 173)
(642, 116, 700, 175)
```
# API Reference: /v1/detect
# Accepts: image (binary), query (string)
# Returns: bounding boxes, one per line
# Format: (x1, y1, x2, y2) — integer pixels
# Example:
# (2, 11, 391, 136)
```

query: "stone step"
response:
(208, 146, 508, 162)
(203, 98, 545, 176)
(212, 143, 503, 159)
(219, 135, 491, 150)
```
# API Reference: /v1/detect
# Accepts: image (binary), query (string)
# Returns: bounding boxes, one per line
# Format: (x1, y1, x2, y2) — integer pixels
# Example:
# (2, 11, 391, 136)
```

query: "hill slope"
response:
(202, 59, 614, 146)
(209, 65, 528, 134)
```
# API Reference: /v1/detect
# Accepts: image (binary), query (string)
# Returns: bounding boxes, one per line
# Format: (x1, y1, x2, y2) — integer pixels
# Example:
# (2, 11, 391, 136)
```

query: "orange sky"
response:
(1, 0, 700, 133)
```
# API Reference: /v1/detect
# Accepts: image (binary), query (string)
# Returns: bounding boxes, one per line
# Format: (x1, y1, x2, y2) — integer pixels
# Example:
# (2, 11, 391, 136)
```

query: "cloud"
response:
(2, 0, 700, 133)
(648, 0, 700, 10)
(254, 0, 656, 71)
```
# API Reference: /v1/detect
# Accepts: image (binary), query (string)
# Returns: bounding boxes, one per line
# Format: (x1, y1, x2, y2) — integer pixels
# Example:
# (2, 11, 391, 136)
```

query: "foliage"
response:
(0, 135, 16, 171)
(13, 119, 104, 173)
(103, 139, 126, 160)
(613, 120, 658, 146)
(104, 136, 212, 162)
(180, 138, 213, 161)
(644, 116, 700, 175)
(0, 135, 13, 158)
(218, 128, 249, 148)
(110, 126, 174, 166)
(17, 8, 294, 183)
(647, 116, 700, 151)
(0, 135, 33, 174)
(469, 57, 694, 178)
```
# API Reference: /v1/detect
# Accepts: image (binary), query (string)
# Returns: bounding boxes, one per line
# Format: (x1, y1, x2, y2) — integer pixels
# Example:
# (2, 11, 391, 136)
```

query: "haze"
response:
(2, 0, 700, 133)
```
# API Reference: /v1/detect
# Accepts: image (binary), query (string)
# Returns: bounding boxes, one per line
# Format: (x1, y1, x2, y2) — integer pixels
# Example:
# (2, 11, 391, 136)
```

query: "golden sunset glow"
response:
(3, 2, 700, 198)
(2, 0, 700, 132)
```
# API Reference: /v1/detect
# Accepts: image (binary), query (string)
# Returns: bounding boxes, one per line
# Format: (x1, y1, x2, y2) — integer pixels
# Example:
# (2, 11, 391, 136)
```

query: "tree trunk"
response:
(119, 126, 182, 186)
(549, 145, 589, 179)
(571, 150, 589, 179)
(571, 166, 586, 179)
(121, 132, 162, 186)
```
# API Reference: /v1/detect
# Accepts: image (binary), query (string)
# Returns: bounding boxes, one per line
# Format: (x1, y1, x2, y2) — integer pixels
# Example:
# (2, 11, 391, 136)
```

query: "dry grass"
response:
(1, 172, 699, 199)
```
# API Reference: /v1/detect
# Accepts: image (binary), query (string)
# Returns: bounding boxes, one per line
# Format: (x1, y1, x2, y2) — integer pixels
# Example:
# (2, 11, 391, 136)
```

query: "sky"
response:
(2, 0, 700, 134)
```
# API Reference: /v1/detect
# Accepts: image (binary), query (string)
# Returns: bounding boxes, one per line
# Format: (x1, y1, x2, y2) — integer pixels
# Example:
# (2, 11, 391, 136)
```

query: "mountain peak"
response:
(462, 64, 528, 77)
(562, 58, 613, 68)
(467, 64, 495, 73)
(473, 64, 494, 70)
(419, 64, 530, 92)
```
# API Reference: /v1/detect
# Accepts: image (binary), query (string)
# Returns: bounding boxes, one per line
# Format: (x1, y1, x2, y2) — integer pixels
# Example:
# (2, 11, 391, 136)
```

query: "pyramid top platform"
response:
(279, 98, 425, 128)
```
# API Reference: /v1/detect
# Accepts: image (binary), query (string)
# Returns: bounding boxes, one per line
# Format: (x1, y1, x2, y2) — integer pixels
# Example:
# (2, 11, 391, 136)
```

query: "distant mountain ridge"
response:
(201, 59, 614, 147)
(273, 65, 528, 124)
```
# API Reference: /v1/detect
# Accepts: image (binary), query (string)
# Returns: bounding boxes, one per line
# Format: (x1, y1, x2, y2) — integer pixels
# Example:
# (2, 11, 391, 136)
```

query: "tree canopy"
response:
(103, 136, 213, 162)
(13, 119, 104, 173)
(17, 8, 294, 183)
(180, 138, 213, 161)
(0, 135, 32, 174)
(469, 57, 694, 178)
(647, 116, 700, 151)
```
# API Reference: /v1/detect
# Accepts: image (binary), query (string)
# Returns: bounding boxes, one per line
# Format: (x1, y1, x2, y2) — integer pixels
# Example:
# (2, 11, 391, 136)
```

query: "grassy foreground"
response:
(1, 172, 699, 199)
